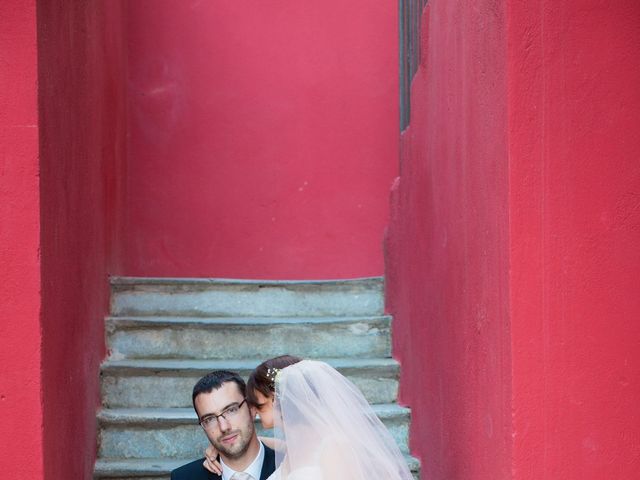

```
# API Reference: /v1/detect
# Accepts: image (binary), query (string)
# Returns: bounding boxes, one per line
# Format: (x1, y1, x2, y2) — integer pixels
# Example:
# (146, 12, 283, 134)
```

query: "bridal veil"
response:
(273, 360, 413, 480)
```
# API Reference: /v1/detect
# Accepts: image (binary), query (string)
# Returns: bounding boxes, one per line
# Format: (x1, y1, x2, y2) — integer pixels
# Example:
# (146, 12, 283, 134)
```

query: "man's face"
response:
(195, 381, 257, 460)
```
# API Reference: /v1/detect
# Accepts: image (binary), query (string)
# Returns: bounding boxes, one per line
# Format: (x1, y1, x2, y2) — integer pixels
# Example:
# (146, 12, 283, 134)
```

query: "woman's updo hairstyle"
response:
(247, 355, 302, 406)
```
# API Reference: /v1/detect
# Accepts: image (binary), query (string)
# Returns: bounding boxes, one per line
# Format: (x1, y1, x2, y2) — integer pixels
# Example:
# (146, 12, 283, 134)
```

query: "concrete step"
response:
(94, 454, 420, 480)
(106, 315, 392, 360)
(101, 358, 399, 408)
(110, 277, 384, 317)
(97, 404, 410, 459)
(97, 276, 419, 478)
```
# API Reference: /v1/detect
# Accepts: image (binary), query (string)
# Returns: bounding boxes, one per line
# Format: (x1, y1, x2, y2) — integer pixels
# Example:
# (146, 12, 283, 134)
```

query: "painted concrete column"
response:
(507, 1, 640, 478)
(386, 0, 640, 478)
(0, 1, 44, 477)
(1, 2, 127, 478)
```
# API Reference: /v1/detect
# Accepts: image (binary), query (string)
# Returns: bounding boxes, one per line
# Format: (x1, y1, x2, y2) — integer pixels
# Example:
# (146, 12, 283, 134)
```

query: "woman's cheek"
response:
(261, 411, 274, 429)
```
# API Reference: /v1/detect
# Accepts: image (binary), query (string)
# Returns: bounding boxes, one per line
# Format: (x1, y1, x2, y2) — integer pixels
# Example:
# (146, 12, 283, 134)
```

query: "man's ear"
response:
(249, 404, 258, 418)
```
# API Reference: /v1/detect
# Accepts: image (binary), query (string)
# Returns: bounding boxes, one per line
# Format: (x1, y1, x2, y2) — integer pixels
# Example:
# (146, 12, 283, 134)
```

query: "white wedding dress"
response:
(265, 360, 413, 480)
(267, 465, 323, 480)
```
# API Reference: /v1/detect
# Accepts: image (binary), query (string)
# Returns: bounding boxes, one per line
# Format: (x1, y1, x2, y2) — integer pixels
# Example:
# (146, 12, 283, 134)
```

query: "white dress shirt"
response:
(221, 441, 265, 480)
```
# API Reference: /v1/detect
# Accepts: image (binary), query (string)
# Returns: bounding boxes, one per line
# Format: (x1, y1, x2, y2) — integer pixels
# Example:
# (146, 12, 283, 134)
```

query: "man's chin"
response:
(215, 434, 251, 459)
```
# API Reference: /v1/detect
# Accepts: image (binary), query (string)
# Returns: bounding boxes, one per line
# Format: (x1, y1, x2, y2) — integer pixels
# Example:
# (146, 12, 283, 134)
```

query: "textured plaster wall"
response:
(37, 2, 127, 478)
(0, 1, 43, 477)
(507, 1, 640, 478)
(122, 0, 398, 279)
(387, 0, 640, 479)
(386, 2, 511, 478)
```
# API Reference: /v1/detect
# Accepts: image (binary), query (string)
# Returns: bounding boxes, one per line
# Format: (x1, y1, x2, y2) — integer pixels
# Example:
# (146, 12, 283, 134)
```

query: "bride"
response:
(205, 357, 413, 480)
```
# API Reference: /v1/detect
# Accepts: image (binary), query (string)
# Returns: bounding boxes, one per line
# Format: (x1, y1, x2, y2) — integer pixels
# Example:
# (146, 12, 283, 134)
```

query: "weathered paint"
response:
(0, 1, 44, 477)
(122, 1, 398, 279)
(36, 2, 127, 479)
(387, 0, 640, 479)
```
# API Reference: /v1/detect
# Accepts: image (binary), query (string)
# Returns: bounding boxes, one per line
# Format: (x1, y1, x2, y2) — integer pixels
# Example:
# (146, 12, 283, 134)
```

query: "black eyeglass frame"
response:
(199, 398, 248, 430)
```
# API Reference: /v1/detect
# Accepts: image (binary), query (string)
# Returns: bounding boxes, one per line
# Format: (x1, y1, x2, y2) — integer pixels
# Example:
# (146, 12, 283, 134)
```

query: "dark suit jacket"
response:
(171, 444, 276, 480)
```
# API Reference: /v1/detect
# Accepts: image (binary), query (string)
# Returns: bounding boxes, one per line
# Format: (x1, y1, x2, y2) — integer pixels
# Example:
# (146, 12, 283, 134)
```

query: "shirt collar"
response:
(221, 441, 265, 480)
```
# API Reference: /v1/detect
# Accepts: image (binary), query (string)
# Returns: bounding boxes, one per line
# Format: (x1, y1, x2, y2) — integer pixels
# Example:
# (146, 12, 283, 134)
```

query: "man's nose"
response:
(217, 415, 231, 432)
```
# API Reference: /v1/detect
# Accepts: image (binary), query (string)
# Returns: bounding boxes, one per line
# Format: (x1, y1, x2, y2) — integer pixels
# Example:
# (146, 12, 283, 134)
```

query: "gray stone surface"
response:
(94, 458, 185, 478)
(110, 277, 384, 317)
(98, 405, 409, 458)
(101, 358, 400, 407)
(106, 315, 391, 360)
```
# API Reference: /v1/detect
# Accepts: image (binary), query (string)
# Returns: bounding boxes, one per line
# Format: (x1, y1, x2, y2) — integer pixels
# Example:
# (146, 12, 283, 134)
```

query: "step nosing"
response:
(94, 457, 193, 475)
(111, 276, 384, 286)
(98, 404, 409, 422)
(94, 454, 419, 474)
(106, 315, 392, 325)
(102, 358, 399, 371)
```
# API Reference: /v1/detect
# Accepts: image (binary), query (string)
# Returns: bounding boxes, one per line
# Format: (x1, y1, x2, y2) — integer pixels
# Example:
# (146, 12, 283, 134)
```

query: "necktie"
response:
(231, 473, 255, 480)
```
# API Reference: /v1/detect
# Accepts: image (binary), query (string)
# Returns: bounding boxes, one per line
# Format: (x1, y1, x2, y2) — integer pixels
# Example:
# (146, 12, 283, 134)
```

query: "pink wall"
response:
(37, 2, 127, 479)
(386, 2, 512, 478)
(123, 1, 398, 279)
(508, 1, 640, 478)
(387, 1, 640, 479)
(0, 1, 44, 477)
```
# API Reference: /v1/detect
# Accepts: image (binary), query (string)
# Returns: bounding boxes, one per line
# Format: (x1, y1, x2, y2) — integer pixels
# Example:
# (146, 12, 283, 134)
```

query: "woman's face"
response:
(253, 390, 275, 429)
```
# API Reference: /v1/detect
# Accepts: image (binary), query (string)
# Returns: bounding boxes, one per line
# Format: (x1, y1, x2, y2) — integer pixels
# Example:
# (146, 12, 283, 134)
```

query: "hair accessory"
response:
(266, 367, 282, 387)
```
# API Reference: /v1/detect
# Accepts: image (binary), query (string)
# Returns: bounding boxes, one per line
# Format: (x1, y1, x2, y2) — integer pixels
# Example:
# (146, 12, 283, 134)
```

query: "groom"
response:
(171, 370, 276, 480)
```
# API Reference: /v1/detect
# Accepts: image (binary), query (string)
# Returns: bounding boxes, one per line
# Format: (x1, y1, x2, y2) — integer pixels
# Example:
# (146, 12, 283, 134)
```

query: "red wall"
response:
(37, 2, 127, 479)
(386, 1, 512, 478)
(508, 1, 640, 478)
(387, 1, 640, 479)
(0, 1, 44, 477)
(123, 1, 398, 279)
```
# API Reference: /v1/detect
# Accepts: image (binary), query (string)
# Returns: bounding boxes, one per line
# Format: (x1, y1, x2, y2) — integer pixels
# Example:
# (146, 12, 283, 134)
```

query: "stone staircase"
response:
(94, 277, 419, 479)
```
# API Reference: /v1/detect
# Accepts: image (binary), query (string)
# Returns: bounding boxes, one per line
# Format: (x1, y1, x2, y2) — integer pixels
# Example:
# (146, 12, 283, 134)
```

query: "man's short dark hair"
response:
(192, 370, 246, 412)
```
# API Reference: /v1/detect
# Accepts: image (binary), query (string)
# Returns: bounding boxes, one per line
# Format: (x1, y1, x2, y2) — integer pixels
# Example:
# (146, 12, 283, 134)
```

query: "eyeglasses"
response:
(199, 398, 248, 431)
